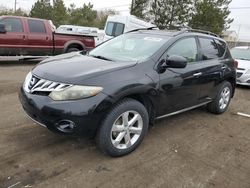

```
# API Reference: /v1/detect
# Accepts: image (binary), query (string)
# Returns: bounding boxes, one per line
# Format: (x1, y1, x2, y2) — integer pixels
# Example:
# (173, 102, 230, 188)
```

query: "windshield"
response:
(89, 33, 168, 62)
(231, 48, 250, 61)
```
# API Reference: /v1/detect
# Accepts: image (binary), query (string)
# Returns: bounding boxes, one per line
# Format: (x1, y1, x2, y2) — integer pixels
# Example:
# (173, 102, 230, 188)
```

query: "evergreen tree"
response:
(68, 3, 97, 27)
(52, 0, 68, 26)
(30, 0, 53, 20)
(150, 0, 193, 29)
(130, 0, 149, 19)
(189, 0, 233, 34)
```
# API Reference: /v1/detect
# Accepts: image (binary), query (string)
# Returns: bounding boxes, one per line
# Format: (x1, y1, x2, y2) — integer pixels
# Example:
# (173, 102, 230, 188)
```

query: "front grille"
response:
(24, 74, 72, 94)
(237, 72, 243, 78)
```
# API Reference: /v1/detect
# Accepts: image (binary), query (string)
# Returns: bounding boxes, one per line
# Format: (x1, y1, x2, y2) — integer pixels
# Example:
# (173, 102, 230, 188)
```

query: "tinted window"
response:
(215, 40, 226, 57)
(28, 20, 46, 33)
(199, 38, 220, 60)
(0, 18, 23, 32)
(114, 23, 125, 36)
(166, 37, 198, 63)
(105, 22, 114, 36)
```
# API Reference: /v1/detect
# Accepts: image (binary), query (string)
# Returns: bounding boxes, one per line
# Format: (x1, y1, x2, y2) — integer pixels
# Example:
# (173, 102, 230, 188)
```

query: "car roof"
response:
(129, 29, 223, 41)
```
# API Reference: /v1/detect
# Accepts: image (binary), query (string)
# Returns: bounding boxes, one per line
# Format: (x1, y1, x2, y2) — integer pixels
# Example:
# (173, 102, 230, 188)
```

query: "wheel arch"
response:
(117, 93, 156, 126)
(225, 76, 236, 97)
(63, 40, 86, 52)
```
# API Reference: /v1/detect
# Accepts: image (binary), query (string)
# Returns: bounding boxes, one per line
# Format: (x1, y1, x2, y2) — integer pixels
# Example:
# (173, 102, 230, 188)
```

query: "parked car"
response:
(231, 46, 250, 86)
(0, 16, 95, 56)
(19, 29, 236, 157)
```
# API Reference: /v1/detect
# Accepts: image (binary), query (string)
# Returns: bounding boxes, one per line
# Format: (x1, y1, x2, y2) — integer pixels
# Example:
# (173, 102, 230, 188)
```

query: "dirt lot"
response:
(0, 64, 250, 188)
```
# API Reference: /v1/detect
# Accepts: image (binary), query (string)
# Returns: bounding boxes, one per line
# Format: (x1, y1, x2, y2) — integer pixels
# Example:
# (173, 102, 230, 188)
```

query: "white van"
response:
(103, 15, 157, 42)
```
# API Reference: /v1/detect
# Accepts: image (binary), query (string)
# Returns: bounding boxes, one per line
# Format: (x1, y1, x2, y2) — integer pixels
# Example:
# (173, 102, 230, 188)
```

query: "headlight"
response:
(49, 85, 103, 101)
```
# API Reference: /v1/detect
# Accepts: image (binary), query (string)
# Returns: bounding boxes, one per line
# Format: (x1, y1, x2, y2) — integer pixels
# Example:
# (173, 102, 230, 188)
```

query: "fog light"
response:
(55, 120, 75, 133)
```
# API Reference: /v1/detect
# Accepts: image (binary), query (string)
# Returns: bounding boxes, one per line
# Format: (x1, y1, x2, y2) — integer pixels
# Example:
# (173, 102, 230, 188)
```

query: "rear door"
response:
(25, 19, 53, 55)
(196, 37, 227, 103)
(157, 37, 202, 116)
(0, 17, 26, 55)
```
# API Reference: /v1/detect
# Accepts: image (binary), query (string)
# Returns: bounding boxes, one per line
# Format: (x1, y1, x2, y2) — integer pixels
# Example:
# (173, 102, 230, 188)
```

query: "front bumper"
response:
(19, 87, 111, 136)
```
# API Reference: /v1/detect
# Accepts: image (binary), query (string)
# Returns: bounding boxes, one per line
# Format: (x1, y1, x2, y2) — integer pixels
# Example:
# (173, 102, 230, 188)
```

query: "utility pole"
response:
(14, 0, 17, 12)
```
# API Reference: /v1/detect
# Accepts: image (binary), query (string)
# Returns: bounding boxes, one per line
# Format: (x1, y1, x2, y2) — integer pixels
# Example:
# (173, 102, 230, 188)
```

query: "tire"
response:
(66, 47, 80, 53)
(207, 81, 232, 114)
(96, 98, 149, 157)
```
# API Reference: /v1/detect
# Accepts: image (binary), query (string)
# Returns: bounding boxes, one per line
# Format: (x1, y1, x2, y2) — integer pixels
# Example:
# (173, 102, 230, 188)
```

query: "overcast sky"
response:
(1, 0, 250, 41)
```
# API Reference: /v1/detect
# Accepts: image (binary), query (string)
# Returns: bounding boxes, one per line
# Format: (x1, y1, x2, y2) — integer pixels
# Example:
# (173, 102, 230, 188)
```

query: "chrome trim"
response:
(193, 72, 202, 76)
(155, 101, 211, 120)
(24, 112, 47, 128)
(24, 73, 72, 93)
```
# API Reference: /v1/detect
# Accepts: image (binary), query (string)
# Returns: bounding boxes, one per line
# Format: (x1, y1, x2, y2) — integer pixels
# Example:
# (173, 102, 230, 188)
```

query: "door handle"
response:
(193, 72, 202, 76)
(22, 35, 26, 40)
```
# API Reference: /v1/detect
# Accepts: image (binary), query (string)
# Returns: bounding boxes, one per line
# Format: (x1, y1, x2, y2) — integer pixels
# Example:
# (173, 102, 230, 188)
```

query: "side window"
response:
(114, 23, 125, 37)
(105, 22, 114, 36)
(199, 38, 220, 60)
(166, 37, 198, 63)
(215, 39, 226, 57)
(0, 18, 23, 32)
(28, 20, 46, 33)
(105, 22, 125, 37)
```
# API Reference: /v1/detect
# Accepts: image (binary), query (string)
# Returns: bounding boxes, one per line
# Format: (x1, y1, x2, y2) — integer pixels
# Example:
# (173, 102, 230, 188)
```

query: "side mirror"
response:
(165, 55, 187, 68)
(0, 23, 6, 34)
(157, 55, 187, 73)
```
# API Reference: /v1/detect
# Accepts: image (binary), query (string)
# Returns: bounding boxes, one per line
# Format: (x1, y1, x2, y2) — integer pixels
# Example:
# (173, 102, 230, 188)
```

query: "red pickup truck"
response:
(0, 16, 95, 56)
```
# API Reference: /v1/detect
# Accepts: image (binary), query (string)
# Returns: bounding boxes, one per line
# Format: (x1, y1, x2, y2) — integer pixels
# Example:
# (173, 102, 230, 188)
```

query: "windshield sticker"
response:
(144, 37, 163, 42)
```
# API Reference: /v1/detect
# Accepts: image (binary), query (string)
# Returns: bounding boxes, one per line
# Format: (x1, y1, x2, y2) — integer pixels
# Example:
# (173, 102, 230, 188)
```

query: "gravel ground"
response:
(0, 64, 249, 188)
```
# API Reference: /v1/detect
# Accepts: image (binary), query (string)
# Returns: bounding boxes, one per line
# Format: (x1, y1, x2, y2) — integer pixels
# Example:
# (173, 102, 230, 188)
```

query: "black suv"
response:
(19, 29, 236, 157)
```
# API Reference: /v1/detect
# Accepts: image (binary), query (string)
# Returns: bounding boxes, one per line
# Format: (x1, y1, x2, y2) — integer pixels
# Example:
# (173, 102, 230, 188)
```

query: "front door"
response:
(156, 37, 202, 116)
(25, 19, 53, 56)
(0, 17, 27, 55)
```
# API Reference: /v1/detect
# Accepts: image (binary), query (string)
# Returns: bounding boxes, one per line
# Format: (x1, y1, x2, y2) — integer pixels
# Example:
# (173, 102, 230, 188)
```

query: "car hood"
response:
(32, 52, 137, 84)
(236, 59, 250, 70)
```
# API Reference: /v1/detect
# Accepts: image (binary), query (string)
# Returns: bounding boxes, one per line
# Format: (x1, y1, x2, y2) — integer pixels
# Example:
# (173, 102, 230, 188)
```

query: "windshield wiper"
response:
(91, 55, 113, 61)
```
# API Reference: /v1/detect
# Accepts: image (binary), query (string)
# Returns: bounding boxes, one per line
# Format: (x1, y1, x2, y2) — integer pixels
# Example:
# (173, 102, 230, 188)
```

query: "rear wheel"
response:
(207, 81, 232, 114)
(66, 47, 80, 53)
(96, 98, 149, 157)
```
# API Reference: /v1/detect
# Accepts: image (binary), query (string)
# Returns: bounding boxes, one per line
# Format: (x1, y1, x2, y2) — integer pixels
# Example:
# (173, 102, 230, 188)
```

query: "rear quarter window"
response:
(199, 37, 220, 60)
(215, 39, 227, 57)
(28, 19, 46, 33)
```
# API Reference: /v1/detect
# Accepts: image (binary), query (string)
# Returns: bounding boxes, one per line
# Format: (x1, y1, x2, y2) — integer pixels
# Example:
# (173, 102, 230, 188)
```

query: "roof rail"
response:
(175, 29, 219, 37)
(126, 27, 159, 33)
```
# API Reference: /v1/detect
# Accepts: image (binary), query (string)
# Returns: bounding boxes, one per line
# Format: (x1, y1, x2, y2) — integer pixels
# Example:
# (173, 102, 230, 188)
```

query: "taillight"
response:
(233, 60, 238, 69)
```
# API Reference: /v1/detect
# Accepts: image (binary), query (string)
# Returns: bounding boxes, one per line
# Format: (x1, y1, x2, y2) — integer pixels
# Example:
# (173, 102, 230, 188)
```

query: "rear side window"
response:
(199, 38, 220, 60)
(114, 23, 125, 36)
(166, 37, 198, 63)
(0, 18, 23, 32)
(105, 22, 114, 36)
(215, 40, 226, 57)
(28, 20, 46, 33)
(105, 22, 125, 37)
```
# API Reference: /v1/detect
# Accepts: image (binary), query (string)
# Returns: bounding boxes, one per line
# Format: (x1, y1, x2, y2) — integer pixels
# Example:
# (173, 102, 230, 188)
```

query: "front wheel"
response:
(96, 98, 149, 157)
(207, 81, 232, 114)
